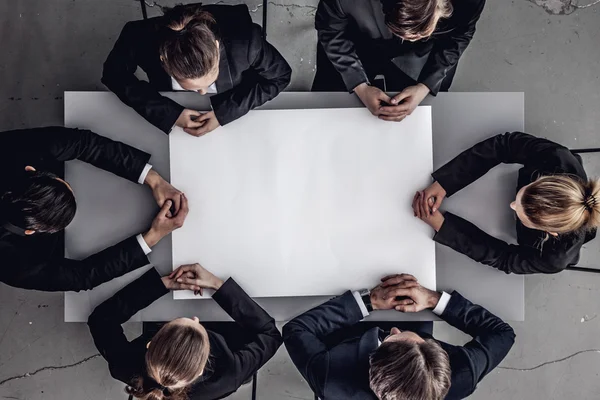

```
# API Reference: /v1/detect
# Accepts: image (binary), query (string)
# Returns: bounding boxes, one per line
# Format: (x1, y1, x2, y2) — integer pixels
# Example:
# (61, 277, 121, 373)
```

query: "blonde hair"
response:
(522, 175, 600, 234)
(127, 321, 211, 400)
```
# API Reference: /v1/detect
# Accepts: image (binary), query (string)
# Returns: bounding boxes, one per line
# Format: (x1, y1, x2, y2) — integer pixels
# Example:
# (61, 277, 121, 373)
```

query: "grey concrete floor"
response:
(1, 0, 600, 399)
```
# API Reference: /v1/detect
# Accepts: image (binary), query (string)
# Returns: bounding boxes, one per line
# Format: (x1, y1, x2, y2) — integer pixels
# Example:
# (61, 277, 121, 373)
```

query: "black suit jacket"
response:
(283, 290, 515, 400)
(432, 132, 597, 274)
(102, 4, 292, 134)
(88, 268, 283, 400)
(0, 127, 151, 291)
(315, 0, 485, 94)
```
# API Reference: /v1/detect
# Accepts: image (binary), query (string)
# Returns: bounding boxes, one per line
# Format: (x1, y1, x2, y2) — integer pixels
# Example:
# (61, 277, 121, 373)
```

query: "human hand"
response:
(378, 83, 430, 122)
(144, 169, 183, 217)
(370, 273, 420, 310)
(417, 181, 447, 216)
(176, 109, 205, 130)
(379, 274, 441, 312)
(183, 111, 221, 137)
(142, 194, 189, 247)
(169, 263, 225, 295)
(412, 191, 445, 232)
(354, 83, 392, 118)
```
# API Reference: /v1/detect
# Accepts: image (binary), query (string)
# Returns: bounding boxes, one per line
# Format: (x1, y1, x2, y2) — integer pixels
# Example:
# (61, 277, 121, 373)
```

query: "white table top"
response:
(64, 91, 524, 322)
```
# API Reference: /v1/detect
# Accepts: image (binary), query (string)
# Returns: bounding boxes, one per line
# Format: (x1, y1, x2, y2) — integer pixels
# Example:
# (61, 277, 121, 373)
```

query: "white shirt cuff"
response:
(138, 163, 153, 184)
(136, 234, 152, 255)
(432, 292, 451, 316)
(352, 291, 370, 318)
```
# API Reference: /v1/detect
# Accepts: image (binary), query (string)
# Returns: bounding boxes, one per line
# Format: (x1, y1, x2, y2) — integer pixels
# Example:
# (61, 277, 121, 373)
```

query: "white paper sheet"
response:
(170, 107, 435, 299)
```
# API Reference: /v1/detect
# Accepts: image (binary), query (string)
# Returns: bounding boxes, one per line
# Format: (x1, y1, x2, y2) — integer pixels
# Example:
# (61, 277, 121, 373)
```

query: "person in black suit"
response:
(283, 273, 515, 400)
(102, 3, 292, 137)
(88, 263, 283, 400)
(413, 132, 600, 274)
(0, 126, 188, 291)
(314, 0, 485, 122)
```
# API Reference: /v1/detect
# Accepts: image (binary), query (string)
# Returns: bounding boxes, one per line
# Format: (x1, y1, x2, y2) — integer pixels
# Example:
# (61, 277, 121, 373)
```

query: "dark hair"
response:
(126, 321, 211, 400)
(369, 339, 451, 400)
(159, 5, 220, 81)
(0, 170, 76, 233)
(385, 0, 453, 41)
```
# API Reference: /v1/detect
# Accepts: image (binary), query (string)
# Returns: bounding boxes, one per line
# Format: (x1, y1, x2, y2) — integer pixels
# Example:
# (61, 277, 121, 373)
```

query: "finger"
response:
(172, 264, 193, 280)
(392, 298, 415, 306)
(184, 127, 205, 137)
(170, 193, 182, 216)
(382, 287, 411, 300)
(390, 90, 411, 104)
(432, 196, 443, 213)
(414, 192, 423, 219)
(378, 115, 407, 122)
(419, 191, 428, 220)
(178, 194, 189, 219)
(380, 278, 419, 289)
(376, 91, 393, 105)
(176, 277, 200, 286)
(196, 112, 213, 122)
(159, 200, 172, 217)
(380, 274, 417, 287)
(179, 283, 201, 291)
(395, 304, 419, 313)
(379, 104, 411, 115)
(412, 192, 419, 217)
(421, 189, 432, 217)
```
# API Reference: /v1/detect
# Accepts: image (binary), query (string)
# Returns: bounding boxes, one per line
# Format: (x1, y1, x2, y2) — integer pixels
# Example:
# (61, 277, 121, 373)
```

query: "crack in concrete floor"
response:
(0, 354, 100, 386)
(2, 348, 600, 388)
(527, 0, 600, 14)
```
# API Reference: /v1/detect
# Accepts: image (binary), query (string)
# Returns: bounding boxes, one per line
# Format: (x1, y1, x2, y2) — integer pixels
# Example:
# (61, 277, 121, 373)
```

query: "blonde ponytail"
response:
(522, 175, 600, 234)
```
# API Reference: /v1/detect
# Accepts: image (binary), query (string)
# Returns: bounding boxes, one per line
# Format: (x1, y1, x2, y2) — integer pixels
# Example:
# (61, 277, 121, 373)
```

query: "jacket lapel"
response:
(216, 43, 233, 92)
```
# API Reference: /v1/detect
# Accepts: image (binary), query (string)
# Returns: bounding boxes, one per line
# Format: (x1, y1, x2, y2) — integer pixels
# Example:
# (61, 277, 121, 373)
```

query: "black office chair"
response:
(565, 147, 600, 274)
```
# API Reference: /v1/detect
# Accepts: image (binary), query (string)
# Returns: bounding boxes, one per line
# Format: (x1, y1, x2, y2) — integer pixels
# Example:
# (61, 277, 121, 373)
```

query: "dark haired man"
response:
(0, 126, 188, 291)
(283, 273, 514, 400)
(103, 3, 292, 137)
(314, 0, 486, 122)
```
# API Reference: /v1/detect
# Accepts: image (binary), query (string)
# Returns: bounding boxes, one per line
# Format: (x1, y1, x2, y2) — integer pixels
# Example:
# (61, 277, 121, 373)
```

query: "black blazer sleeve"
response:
(212, 278, 283, 386)
(0, 235, 150, 292)
(434, 212, 576, 274)
(432, 131, 571, 197)
(88, 268, 169, 383)
(440, 291, 515, 396)
(102, 21, 185, 134)
(315, 0, 369, 92)
(282, 291, 365, 398)
(3, 126, 151, 183)
(419, 0, 485, 95)
(210, 24, 292, 126)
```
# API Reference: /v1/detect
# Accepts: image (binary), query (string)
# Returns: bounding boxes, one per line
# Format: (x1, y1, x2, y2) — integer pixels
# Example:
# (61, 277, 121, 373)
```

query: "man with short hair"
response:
(0, 126, 188, 291)
(283, 273, 515, 400)
(314, 0, 486, 122)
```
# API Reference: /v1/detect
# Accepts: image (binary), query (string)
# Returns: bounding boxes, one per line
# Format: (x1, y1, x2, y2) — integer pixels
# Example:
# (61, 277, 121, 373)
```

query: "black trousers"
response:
(312, 43, 457, 93)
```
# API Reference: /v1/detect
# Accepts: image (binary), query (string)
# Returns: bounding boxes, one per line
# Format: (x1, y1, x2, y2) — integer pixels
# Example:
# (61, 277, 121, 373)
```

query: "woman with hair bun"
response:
(88, 263, 282, 400)
(102, 3, 291, 137)
(412, 132, 598, 274)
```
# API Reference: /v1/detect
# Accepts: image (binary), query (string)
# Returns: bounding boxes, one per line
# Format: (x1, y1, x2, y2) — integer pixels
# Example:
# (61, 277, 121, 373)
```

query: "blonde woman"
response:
(88, 264, 282, 400)
(412, 132, 599, 274)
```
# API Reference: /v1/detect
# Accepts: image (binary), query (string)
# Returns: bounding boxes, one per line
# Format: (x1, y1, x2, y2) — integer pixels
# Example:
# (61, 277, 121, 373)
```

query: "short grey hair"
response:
(369, 339, 451, 400)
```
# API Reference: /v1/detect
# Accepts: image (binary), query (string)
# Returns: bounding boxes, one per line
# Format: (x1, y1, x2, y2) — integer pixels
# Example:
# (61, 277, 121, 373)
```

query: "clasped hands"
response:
(176, 109, 221, 137)
(370, 273, 441, 313)
(142, 169, 189, 247)
(162, 263, 224, 296)
(412, 180, 447, 232)
(354, 82, 430, 122)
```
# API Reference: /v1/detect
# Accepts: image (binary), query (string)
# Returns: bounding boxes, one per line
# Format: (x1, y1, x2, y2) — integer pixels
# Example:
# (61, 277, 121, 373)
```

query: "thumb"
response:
(160, 200, 172, 216)
(391, 90, 410, 105)
(432, 196, 443, 213)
